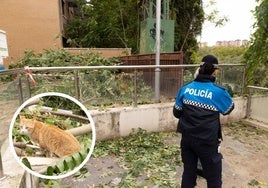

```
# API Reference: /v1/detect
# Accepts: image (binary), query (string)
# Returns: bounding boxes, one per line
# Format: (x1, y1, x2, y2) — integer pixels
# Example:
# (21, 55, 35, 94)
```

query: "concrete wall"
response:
(65, 48, 131, 58)
(249, 95, 268, 124)
(220, 96, 247, 124)
(90, 97, 248, 141)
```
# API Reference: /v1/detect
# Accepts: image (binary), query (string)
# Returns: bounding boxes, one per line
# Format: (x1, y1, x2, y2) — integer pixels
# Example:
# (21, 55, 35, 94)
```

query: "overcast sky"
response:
(198, 0, 257, 46)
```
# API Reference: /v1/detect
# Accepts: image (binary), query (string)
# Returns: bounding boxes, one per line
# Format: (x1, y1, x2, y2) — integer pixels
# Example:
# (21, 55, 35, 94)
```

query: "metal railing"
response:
(247, 85, 268, 91)
(0, 64, 245, 106)
(0, 64, 246, 105)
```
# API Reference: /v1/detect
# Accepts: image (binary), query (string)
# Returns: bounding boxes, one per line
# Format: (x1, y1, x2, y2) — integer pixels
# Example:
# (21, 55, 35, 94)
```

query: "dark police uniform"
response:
(173, 74, 234, 188)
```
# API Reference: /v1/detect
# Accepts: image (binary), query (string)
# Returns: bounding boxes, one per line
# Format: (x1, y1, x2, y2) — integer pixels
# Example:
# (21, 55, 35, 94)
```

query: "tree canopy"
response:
(64, 0, 141, 53)
(244, 0, 268, 87)
(170, 0, 204, 63)
(64, 0, 206, 61)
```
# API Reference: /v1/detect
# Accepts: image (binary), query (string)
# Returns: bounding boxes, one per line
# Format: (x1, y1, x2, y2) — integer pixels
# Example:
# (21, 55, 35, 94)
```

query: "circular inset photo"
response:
(9, 92, 96, 179)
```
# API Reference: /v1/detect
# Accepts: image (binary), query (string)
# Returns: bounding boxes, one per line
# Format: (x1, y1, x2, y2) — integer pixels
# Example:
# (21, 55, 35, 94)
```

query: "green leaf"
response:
(72, 152, 82, 166)
(21, 158, 32, 170)
(79, 148, 88, 161)
(72, 167, 89, 180)
(46, 166, 54, 176)
(63, 160, 69, 171)
(64, 156, 75, 170)
(55, 160, 65, 173)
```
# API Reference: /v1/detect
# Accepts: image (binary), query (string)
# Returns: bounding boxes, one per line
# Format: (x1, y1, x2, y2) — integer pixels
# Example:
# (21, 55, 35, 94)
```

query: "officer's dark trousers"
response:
(180, 135, 222, 188)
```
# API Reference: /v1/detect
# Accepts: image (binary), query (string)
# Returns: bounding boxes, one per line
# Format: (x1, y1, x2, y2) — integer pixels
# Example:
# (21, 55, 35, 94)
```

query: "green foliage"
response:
(63, 0, 209, 58)
(244, 0, 268, 87)
(49, 148, 89, 176)
(93, 128, 181, 187)
(64, 0, 139, 53)
(248, 179, 261, 186)
(170, 0, 204, 62)
(5, 49, 153, 106)
(61, 0, 234, 63)
(224, 121, 265, 141)
(39, 179, 65, 188)
(196, 46, 247, 95)
(40, 95, 86, 116)
(203, 0, 229, 27)
(198, 46, 248, 64)
(22, 158, 32, 170)
(72, 167, 89, 180)
(9, 49, 116, 68)
(79, 71, 153, 106)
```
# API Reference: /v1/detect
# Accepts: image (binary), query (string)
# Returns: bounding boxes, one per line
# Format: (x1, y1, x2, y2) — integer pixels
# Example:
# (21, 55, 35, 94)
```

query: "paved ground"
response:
(0, 100, 18, 144)
(59, 121, 268, 188)
(0, 100, 22, 188)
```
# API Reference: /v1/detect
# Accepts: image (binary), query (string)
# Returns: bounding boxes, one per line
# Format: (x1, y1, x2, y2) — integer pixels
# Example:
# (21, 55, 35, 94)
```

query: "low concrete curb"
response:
(241, 119, 268, 132)
(0, 138, 24, 188)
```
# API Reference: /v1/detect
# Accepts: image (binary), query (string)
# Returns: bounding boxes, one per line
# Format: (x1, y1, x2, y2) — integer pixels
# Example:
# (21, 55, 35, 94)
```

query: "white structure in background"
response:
(0, 30, 8, 70)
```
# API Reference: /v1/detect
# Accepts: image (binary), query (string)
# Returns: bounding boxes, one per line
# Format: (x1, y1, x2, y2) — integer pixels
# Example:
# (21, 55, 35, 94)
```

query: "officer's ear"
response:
(211, 69, 218, 77)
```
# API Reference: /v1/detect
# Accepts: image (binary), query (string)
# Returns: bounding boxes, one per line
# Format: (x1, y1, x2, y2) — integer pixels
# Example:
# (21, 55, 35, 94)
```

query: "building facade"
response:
(0, 0, 129, 67)
(0, 0, 63, 65)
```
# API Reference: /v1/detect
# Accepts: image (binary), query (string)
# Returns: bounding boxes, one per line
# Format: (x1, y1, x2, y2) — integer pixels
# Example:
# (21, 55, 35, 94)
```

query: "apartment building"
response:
(0, 0, 129, 68)
(215, 39, 249, 47)
(0, 0, 66, 65)
(199, 39, 249, 47)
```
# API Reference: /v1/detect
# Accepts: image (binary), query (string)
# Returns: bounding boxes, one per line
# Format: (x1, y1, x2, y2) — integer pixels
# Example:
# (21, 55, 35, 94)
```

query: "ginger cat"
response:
(19, 115, 81, 157)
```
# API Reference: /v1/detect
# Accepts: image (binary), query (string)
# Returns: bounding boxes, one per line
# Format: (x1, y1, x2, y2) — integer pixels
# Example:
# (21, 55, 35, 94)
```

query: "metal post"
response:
(155, 0, 161, 102)
(25, 75, 31, 98)
(74, 70, 80, 100)
(241, 66, 246, 95)
(133, 70, 138, 107)
(246, 87, 252, 118)
(219, 68, 223, 86)
(180, 67, 184, 87)
(17, 76, 24, 105)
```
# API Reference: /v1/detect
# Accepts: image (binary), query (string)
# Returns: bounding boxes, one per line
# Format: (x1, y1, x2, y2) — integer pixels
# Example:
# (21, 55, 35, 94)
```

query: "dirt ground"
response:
(1, 100, 268, 187)
(219, 122, 268, 187)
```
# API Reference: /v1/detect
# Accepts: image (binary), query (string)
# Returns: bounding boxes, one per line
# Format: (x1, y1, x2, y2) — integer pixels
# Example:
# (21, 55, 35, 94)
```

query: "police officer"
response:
(173, 55, 234, 188)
